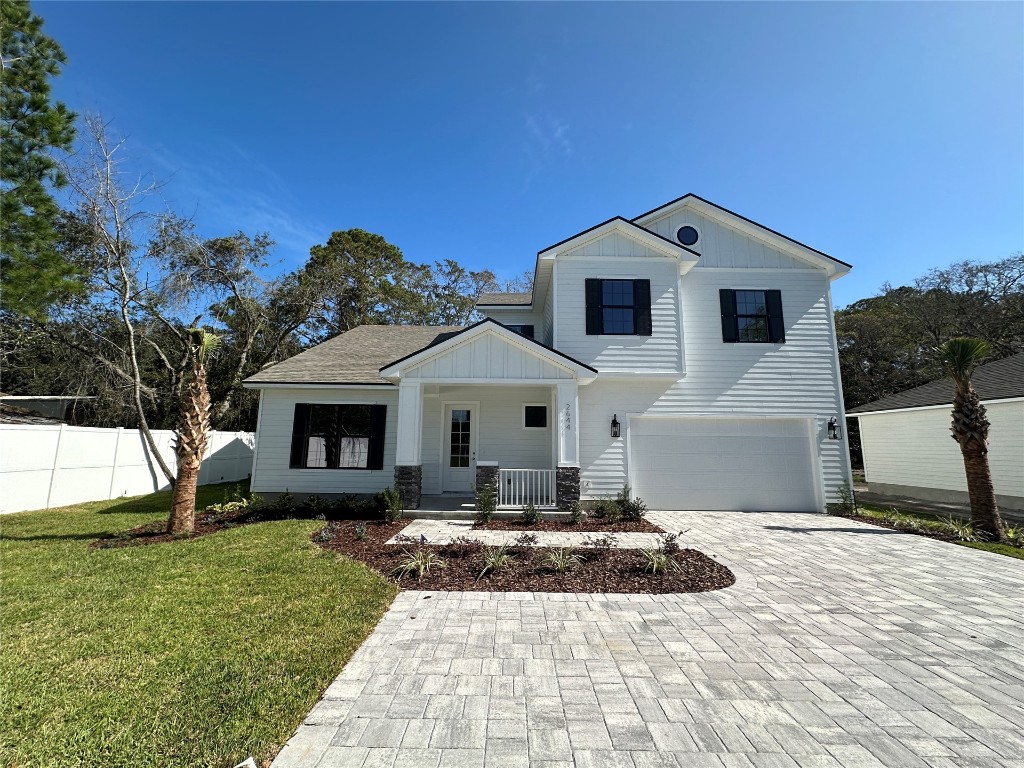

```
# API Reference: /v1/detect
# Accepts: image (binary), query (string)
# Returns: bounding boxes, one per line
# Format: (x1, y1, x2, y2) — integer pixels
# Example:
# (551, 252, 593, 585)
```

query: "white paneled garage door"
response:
(628, 416, 820, 512)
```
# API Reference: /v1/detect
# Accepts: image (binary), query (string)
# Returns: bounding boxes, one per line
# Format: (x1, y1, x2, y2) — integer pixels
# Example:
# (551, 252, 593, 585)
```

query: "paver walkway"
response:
(273, 510, 1024, 768)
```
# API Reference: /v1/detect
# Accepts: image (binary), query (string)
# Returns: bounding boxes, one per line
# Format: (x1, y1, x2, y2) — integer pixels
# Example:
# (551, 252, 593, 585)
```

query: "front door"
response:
(443, 404, 476, 493)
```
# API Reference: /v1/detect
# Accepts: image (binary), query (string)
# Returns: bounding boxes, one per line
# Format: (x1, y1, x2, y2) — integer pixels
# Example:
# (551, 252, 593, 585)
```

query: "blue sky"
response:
(43, 1, 1023, 309)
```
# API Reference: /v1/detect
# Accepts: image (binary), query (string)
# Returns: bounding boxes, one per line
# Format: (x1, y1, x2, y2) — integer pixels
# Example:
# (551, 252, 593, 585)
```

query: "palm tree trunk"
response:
(960, 442, 1003, 542)
(167, 360, 211, 534)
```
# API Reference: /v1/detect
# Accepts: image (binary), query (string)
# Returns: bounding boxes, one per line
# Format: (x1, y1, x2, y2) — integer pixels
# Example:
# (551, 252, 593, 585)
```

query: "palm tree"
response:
(168, 328, 221, 535)
(938, 338, 1004, 542)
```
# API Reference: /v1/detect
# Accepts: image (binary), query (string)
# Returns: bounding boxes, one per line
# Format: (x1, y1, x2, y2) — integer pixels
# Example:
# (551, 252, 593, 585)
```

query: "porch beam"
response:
(395, 381, 423, 465)
(555, 381, 579, 466)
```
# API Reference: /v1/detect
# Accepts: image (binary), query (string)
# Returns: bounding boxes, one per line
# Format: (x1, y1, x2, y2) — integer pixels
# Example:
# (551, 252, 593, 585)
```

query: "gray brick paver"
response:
(274, 510, 1024, 767)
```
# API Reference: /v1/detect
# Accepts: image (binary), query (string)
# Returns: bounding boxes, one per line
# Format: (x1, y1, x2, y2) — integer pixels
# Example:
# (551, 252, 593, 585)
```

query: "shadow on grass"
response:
(0, 531, 106, 542)
(762, 525, 902, 536)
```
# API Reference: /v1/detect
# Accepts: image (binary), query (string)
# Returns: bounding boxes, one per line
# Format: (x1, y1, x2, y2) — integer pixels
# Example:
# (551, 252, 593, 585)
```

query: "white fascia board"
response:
(538, 218, 698, 265)
(850, 397, 1023, 417)
(638, 196, 850, 279)
(379, 322, 596, 381)
(241, 382, 393, 390)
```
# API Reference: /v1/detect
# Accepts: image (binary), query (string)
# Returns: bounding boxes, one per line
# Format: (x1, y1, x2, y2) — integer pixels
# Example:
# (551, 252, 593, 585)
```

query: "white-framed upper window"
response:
(522, 403, 548, 429)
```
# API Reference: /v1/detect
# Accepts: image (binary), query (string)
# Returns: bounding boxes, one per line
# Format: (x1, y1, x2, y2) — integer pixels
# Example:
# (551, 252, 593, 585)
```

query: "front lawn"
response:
(0, 484, 398, 768)
(854, 503, 1024, 559)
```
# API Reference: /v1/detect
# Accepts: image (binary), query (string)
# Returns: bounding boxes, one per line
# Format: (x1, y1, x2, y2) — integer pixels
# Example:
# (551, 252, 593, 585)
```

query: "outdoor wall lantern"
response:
(828, 417, 841, 440)
(610, 414, 620, 438)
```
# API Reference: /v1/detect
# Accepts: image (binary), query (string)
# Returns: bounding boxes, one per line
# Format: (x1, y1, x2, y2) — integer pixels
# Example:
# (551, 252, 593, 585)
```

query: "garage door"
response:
(629, 417, 819, 512)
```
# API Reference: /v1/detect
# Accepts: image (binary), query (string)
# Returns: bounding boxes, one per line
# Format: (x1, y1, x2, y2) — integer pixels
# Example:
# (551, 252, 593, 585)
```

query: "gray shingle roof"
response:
(244, 325, 465, 386)
(476, 292, 533, 306)
(848, 352, 1024, 414)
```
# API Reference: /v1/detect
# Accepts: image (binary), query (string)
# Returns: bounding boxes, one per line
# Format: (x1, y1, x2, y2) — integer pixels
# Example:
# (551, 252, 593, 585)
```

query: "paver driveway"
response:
(273, 511, 1024, 768)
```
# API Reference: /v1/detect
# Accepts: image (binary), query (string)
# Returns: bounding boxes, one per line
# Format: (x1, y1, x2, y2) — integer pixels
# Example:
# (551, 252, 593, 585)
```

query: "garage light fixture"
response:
(828, 417, 841, 440)
(610, 414, 620, 438)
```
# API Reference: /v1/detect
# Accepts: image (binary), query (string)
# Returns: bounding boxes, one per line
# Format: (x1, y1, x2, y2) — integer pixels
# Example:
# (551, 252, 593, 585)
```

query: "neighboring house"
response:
(849, 353, 1024, 512)
(0, 395, 96, 424)
(243, 194, 854, 512)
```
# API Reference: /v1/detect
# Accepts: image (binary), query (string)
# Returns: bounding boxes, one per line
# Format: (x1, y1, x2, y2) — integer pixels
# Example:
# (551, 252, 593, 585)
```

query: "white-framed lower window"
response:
(523, 403, 548, 429)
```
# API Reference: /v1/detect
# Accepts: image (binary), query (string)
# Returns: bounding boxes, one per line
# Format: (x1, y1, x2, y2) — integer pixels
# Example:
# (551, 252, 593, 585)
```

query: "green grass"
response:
(959, 541, 1024, 559)
(0, 484, 398, 768)
(856, 503, 1024, 560)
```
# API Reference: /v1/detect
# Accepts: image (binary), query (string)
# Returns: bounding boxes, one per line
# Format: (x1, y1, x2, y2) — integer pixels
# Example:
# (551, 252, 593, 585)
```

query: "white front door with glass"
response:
(443, 404, 476, 493)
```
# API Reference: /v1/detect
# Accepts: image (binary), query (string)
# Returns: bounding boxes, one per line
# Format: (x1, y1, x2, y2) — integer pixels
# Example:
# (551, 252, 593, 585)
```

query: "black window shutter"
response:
(766, 290, 785, 343)
(289, 404, 311, 468)
(633, 279, 652, 336)
(367, 404, 387, 470)
(585, 279, 602, 335)
(521, 325, 535, 339)
(719, 289, 738, 343)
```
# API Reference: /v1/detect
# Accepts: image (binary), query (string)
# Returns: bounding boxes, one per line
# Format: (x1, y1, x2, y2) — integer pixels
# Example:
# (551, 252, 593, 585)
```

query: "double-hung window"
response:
(719, 289, 785, 343)
(585, 278, 652, 336)
(289, 403, 387, 469)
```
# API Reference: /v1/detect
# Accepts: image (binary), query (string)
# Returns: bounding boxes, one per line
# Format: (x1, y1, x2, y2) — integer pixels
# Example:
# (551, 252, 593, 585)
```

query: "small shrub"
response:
(520, 503, 542, 525)
(567, 501, 585, 525)
(833, 482, 858, 517)
(273, 490, 295, 511)
(615, 485, 648, 521)
(660, 532, 686, 555)
(354, 522, 367, 541)
(311, 525, 336, 544)
(306, 495, 331, 513)
(545, 547, 584, 573)
(515, 532, 538, 547)
(590, 499, 621, 523)
(479, 544, 516, 579)
(1003, 525, 1023, 547)
(381, 487, 404, 523)
(943, 515, 980, 542)
(475, 483, 496, 524)
(447, 536, 484, 558)
(392, 548, 447, 581)
(248, 493, 264, 510)
(582, 533, 617, 557)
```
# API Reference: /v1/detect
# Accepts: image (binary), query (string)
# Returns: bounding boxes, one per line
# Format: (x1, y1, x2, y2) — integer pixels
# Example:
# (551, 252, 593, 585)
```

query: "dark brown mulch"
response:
(474, 517, 664, 533)
(92, 506, 262, 548)
(316, 520, 735, 594)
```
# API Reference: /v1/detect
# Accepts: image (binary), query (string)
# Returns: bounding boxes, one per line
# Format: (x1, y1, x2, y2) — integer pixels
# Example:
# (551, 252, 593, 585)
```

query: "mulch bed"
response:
(92, 506, 299, 549)
(315, 520, 735, 594)
(474, 517, 664, 533)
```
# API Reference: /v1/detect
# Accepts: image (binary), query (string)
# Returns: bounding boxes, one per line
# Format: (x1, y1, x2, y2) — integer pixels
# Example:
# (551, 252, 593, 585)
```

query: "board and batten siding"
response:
(251, 387, 398, 495)
(578, 267, 849, 506)
(554, 253, 682, 373)
(403, 331, 572, 381)
(420, 385, 553, 494)
(858, 400, 1024, 508)
(642, 208, 815, 270)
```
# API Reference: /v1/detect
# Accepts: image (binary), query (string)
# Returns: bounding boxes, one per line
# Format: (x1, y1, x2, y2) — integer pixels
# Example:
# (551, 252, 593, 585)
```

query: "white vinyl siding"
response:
(628, 416, 819, 512)
(420, 385, 553, 494)
(858, 400, 1024, 504)
(555, 254, 681, 373)
(251, 387, 397, 495)
(643, 208, 815, 270)
(577, 267, 848, 506)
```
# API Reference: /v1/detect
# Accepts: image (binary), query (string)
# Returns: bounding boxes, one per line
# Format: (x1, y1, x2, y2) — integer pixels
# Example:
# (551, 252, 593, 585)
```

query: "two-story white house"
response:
(243, 194, 854, 513)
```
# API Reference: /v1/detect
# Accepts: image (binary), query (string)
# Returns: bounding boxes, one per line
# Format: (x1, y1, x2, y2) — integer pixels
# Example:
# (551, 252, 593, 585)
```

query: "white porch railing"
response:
(498, 468, 557, 508)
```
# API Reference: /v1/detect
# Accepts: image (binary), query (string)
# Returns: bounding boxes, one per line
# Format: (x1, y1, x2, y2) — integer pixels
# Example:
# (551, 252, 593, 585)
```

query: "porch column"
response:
(555, 381, 581, 509)
(394, 381, 423, 508)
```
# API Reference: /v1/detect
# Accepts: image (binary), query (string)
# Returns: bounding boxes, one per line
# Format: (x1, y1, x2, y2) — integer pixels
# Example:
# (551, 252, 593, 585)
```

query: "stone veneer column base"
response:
(556, 465, 581, 510)
(475, 463, 499, 508)
(394, 465, 422, 509)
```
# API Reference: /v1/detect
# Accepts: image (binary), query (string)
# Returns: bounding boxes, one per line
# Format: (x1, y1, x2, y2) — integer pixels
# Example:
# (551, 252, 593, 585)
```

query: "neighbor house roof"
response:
(476, 292, 533, 306)
(243, 325, 465, 386)
(848, 353, 1024, 414)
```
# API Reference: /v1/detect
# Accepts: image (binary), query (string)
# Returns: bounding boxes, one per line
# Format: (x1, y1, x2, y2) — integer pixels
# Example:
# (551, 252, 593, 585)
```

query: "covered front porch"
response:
(378, 320, 596, 510)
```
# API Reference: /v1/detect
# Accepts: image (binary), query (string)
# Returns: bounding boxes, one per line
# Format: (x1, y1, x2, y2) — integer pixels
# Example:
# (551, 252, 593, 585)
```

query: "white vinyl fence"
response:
(0, 424, 254, 514)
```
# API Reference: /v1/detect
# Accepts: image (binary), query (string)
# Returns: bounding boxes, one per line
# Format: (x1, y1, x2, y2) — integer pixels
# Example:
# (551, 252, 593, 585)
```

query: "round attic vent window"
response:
(676, 225, 699, 246)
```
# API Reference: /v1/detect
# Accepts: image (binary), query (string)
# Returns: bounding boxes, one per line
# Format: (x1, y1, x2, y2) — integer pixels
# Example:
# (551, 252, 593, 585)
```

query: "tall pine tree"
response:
(1, 0, 79, 319)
